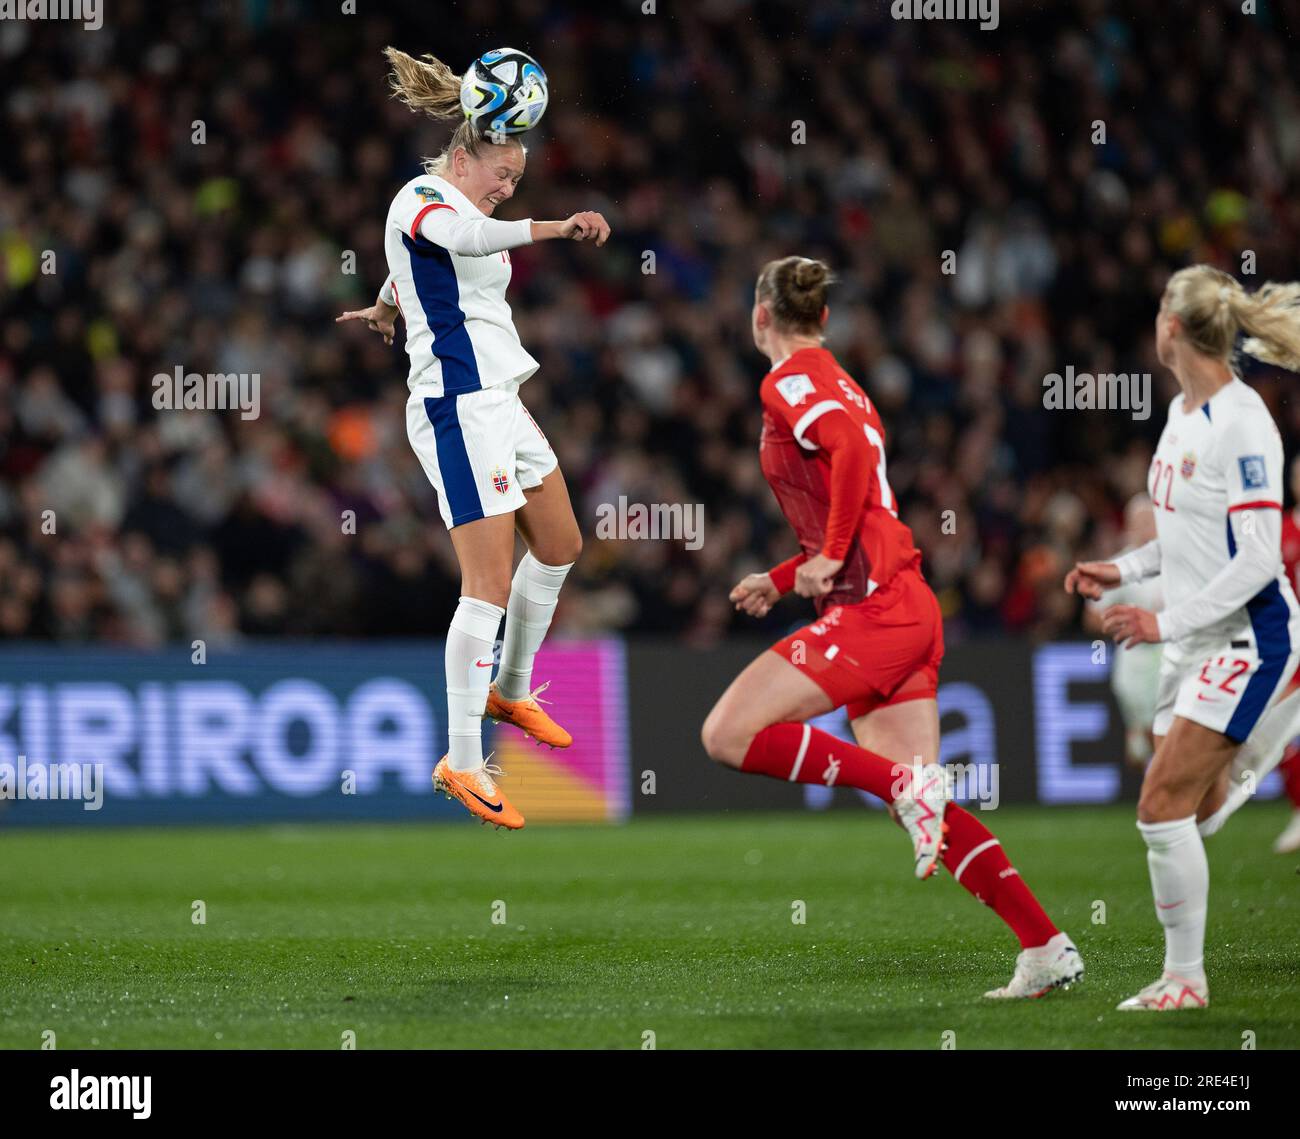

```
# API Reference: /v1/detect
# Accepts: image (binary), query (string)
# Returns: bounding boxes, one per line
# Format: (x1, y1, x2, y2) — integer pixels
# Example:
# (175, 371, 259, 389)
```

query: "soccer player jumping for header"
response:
(338, 48, 611, 830)
(703, 256, 1083, 999)
(1068, 265, 1300, 1010)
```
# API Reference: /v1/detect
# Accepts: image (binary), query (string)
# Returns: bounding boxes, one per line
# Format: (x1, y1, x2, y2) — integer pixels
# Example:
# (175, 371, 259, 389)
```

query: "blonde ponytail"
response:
(1165, 265, 1300, 373)
(383, 47, 463, 120)
(382, 46, 526, 178)
(1236, 283, 1300, 372)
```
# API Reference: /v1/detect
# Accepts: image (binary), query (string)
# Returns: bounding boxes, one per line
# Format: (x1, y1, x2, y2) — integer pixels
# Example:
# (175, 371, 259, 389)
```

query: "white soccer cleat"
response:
(1273, 810, 1300, 855)
(983, 932, 1084, 999)
(1116, 971, 1209, 1011)
(891, 763, 951, 879)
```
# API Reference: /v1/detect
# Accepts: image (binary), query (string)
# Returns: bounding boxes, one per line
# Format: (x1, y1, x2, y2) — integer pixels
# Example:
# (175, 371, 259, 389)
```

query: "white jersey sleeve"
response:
(389, 182, 532, 258)
(1156, 404, 1286, 642)
(1221, 407, 1284, 514)
(1114, 539, 1161, 585)
(417, 207, 533, 258)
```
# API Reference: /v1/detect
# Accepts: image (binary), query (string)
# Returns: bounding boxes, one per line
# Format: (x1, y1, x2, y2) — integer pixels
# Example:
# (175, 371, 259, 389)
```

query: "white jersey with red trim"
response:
(383, 174, 539, 397)
(1143, 377, 1298, 643)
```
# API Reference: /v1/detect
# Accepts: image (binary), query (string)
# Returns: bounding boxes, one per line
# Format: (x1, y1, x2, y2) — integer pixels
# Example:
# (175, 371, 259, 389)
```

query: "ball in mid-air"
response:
(460, 48, 548, 143)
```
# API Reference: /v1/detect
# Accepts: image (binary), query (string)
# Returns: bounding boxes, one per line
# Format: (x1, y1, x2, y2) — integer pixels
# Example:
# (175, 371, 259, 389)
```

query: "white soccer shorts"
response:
(406, 380, 557, 529)
(1153, 612, 1300, 743)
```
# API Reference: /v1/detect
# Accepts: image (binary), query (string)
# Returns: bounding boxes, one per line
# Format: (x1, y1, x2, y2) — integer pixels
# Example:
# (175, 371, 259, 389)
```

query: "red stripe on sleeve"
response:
(410, 202, 457, 240)
(1228, 501, 1281, 512)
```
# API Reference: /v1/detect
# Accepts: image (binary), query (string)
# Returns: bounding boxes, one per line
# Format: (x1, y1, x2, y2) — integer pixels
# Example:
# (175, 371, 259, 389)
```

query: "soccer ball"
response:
(460, 48, 548, 143)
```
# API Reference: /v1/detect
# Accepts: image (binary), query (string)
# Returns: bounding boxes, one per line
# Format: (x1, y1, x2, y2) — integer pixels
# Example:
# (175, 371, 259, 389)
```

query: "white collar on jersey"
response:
(1179, 373, 1242, 417)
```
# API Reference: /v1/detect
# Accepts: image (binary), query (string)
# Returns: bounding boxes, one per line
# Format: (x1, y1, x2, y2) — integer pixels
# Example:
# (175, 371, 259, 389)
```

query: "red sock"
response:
(1281, 747, 1300, 810)
(941, 805, 1059, 949)
(741, 722, 908, 802)
(742, 726, 1059, 948)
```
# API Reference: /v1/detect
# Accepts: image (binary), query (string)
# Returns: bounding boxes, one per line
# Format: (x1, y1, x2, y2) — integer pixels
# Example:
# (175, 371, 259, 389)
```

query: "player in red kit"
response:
(701, 256, 1083, 998)
(1269, 457, 1300, 851)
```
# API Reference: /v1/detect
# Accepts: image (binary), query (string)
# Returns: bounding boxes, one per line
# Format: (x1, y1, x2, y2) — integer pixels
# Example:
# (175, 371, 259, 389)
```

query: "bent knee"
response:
(701, 712, 749, 768)
(557, 531, 583, 567)
(532, 531, 582, 570)
(460, 577, 511, 611)
(1137, 781, 1194, 825)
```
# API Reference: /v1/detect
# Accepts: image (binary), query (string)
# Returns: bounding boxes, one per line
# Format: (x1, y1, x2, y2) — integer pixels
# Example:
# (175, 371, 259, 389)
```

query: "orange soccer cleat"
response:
(484, 680, 573, 749)
(433, 757, 525, 830)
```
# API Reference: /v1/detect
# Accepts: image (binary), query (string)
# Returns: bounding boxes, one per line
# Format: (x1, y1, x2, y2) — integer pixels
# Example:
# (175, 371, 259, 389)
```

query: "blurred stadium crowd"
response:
(2, 0, 1299, 648)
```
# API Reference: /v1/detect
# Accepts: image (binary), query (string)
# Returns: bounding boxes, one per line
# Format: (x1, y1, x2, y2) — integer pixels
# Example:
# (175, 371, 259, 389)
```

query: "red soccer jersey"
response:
(1283, 507, 1300, 600)
(759, 346, 921, 612)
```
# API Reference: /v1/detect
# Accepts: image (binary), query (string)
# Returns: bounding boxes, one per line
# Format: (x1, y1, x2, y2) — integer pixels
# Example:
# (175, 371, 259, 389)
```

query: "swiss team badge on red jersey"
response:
(759, 346, 921, 611)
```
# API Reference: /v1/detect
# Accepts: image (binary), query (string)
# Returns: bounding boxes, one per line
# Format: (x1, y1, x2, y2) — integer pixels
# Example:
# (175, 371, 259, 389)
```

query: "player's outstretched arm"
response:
(417, 209, 610, 256)
(531, 212, 611, 246)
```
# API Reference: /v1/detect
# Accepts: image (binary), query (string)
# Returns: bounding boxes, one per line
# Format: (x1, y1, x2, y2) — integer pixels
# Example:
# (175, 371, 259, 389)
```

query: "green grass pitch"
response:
(2, 805, 1297, 1049)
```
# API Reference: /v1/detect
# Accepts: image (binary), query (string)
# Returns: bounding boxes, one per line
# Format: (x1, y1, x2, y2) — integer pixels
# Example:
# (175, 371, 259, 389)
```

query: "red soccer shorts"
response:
(770, 567, 944, 719)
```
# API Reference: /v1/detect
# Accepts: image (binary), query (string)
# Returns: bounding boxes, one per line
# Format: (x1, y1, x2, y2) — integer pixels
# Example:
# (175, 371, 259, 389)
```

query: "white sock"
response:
(445, 596, 505, 772)
(497, 553, 573, 702)
(1138, 816, 1208, 980)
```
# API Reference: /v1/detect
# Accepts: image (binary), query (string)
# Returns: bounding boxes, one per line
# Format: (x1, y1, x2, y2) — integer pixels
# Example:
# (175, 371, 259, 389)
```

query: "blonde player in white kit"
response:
(1067, 265, 1300, 1010)
(337, 48, 611, 830)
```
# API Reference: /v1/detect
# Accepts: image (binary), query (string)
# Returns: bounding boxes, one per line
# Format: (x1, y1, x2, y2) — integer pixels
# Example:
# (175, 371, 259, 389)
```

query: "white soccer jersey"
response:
(1113, 377, 1300, 742)
(1133, 378, 1295, 636)
(382, 174, 540, 396)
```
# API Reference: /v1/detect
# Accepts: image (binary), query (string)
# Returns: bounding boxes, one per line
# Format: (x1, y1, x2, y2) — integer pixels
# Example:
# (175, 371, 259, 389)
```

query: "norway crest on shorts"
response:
(491, 467, 511, 495)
